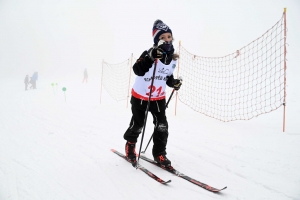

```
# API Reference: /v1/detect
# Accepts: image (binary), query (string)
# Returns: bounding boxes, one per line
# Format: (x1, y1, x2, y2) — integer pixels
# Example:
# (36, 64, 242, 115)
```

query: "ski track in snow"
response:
(1, 78, 300, 200)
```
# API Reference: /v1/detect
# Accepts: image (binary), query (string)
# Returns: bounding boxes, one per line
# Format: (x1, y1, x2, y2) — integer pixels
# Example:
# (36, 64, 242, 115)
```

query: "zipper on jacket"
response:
(141, 99, 143, 105)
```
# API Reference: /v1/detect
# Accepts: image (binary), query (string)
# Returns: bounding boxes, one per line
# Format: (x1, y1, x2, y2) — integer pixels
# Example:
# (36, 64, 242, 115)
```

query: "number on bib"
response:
(146, 85, 163, 97)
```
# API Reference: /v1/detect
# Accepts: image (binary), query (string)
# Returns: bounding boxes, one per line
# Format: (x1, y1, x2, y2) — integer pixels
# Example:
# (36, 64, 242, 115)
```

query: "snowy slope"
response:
(0, 77, 299, 200)
(1, 0, 300, 199)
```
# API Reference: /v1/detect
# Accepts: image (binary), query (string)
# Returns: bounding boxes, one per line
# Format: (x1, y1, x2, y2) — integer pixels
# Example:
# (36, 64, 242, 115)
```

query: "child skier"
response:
(123, 19, 182, 167)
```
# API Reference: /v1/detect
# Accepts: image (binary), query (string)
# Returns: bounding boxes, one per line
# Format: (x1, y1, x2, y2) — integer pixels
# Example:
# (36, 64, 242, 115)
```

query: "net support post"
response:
(283, 8, 287, 132)
(127, 54, 133, 108)
(175, 40, 182, 116)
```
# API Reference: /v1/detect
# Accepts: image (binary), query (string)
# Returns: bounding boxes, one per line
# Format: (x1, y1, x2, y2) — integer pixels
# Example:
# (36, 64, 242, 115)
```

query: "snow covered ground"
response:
(1, 0, 300, 199)
(0, 76, 299, 200)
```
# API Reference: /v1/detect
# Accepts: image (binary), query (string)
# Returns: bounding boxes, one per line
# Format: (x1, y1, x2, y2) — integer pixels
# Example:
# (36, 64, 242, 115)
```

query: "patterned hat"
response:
(152, 19, 172, 45)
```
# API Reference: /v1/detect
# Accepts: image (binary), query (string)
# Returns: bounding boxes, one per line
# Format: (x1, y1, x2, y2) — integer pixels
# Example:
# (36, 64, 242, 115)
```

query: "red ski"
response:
(140, 154, 227, 192)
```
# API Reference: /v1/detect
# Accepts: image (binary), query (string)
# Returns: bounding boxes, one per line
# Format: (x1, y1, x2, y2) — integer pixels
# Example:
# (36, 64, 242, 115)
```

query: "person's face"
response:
(159, 33, 172, 42)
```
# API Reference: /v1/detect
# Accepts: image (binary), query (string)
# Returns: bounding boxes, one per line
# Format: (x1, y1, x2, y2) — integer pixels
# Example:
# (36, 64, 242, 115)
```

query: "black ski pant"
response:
(123, 106, 169, 157)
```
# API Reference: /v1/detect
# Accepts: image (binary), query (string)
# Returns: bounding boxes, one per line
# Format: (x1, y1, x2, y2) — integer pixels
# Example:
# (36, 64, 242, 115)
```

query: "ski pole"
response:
(136, 59, 158, 167)
(141, 76, 182, 154)
(141, 89, 175, 154)
(165, 89, 175, 108)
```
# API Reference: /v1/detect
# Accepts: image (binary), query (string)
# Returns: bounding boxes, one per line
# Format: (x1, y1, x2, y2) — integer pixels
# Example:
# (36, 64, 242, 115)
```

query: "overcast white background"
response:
(0, 0, 300, 199)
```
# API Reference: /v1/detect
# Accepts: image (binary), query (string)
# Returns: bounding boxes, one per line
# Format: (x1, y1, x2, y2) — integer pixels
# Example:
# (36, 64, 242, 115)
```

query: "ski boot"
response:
(125, 141, 137, 167)
(154, 154, 172, 168)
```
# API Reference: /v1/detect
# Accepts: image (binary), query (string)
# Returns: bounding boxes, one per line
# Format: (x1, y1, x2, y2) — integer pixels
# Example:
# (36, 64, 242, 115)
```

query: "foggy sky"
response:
(0, 0, 299, 81)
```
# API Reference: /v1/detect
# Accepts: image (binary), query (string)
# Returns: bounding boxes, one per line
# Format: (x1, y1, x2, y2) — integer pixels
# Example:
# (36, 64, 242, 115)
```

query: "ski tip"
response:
(212, 186, 227, 192)
(111, 149, 116, 152)
(221, 186, 227, 190)
(163, 180, 172, 184)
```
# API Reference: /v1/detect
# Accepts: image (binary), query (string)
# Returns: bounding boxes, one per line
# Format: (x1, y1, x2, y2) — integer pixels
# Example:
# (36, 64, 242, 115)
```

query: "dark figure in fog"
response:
(24, 75, 29, 90)
(82, 68, 88, 83)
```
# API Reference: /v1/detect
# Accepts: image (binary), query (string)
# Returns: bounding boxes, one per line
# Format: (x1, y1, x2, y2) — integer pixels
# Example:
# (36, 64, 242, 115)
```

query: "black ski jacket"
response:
(130, 50, 176, 112)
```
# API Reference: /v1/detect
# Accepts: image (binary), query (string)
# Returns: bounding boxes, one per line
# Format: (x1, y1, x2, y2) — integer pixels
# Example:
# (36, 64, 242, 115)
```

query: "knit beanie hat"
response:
(152, 19, 172, 45)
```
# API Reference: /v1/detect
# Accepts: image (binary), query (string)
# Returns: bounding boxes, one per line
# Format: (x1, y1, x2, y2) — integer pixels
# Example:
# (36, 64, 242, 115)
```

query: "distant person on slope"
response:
(24, 75, 29, 90)
(123, 19, 182, 167)
(31, 72, 38, 89)
(82, 68, 88, 83)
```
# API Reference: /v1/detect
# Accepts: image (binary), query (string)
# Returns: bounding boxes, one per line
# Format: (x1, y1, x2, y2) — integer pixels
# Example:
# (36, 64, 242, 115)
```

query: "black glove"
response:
(148, 47, 163, 61)
(173, 79, 182, 91)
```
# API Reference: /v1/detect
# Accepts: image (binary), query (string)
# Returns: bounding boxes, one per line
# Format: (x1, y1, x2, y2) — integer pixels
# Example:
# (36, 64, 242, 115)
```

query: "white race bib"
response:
(132, 59, 177, 101)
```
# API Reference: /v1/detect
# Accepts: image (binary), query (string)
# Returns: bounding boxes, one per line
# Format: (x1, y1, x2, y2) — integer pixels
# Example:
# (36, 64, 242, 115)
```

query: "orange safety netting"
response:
(100, 13, 286, 122)
(101, 59, 132, 101)
(177, 14, 285, 122)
